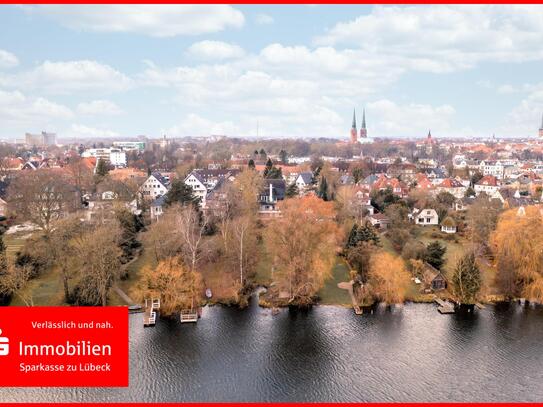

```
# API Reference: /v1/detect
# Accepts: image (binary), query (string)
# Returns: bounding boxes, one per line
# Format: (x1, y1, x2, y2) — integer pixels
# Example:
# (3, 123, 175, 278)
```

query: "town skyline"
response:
(2, 5, 543, 140)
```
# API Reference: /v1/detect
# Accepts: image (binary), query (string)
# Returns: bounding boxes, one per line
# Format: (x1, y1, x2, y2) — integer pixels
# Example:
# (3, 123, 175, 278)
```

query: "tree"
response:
(465, 186, 476, 197)
(248, 159, 255, 170)
(263, 158, 282, 179)
(7, 170, 79, 234)
(279, 149, 288, 164)
(470, 171, 483, 186)
(141, 256, 203, 317)
(424, 241, 447, 270)
(466, 194, 502, 248)
(368, 252, 411, 304)
(259, 148, 267, 161)
(371, 187, 401, 212)
(95, 158, 109, 178)
(285, 183, 298, 198)
(71, 224, 122, 306)
(318, 176, 329, 201)
(345, 221, 380, 249)
(265, 195, 340, 306)
(436, 191, 456, 207)
(451, 252, 481, 304)
(48, 216, 86, 302)
(165, 178, 198, 207)
(491, 206, 543, 302)
(346, 242, 373, 283)
(64, 155, 93, 199)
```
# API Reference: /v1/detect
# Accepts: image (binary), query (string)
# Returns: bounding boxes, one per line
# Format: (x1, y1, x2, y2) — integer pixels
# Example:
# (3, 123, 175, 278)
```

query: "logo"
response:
(0, 328, 9, 356)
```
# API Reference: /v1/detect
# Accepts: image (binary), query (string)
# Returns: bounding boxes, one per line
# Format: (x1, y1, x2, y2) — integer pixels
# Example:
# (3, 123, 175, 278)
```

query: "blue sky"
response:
(1, 4, 543, 141)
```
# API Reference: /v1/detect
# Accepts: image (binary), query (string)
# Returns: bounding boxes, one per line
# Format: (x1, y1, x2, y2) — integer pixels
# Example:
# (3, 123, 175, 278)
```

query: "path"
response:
(338, 281, 362, 315)
(113, 284, 136, 305)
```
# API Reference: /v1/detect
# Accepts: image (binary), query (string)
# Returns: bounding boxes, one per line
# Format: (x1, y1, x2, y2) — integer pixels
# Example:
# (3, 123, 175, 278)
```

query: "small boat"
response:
(205, 288, 213, 299)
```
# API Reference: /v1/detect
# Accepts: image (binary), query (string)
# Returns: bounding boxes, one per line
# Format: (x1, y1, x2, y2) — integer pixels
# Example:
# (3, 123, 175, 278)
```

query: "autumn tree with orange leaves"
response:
(491, 206, 543, 302)
(367, 251, 411, 305)
(265, 195, 341, 306)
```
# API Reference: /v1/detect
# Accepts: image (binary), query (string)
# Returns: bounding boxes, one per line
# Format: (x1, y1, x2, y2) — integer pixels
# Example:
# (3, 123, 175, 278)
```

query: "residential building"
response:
(139, 172, 170, 201)
(412, 208, 439, 226)
(475, 175, 500, 195)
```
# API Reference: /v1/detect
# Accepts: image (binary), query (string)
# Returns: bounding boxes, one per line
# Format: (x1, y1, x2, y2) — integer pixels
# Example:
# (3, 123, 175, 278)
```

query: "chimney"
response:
(269, 183, 273, 201)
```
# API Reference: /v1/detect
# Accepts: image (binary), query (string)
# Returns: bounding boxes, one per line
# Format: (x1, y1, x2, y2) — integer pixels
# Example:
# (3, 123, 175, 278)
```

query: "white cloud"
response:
(187, 41, 245, 61)
(77, 99, 123, 116)
(315, 5, 543, 73)
(498, 84, 543, 137)
(165, 113, 240, 137)
(0, 50, 18, 68)
(69, 124, 119, 138)
(255, 13, 274, 25)
(0, 60, 132, 94)
(366, 99, 457, 138)
(22, 5, 244, 37)
(0, 89, 73, 137)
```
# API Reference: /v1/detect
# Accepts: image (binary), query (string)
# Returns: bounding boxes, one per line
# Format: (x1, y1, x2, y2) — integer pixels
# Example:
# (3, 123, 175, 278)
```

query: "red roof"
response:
(439, 178, 464, 188)
(477, 175, 498, 186)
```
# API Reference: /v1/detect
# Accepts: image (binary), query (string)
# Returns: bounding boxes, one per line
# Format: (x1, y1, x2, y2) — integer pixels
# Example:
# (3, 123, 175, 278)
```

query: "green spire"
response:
(361, 108, 366, 129)
(352, 109, 357, 129)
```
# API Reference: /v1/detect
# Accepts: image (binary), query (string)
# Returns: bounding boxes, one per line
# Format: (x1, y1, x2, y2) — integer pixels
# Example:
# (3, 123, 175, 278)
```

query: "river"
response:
(1, 300, 543, 402)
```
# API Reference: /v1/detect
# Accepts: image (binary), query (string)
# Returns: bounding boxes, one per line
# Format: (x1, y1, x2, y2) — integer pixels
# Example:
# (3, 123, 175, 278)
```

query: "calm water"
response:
(1, 299, 543, 402)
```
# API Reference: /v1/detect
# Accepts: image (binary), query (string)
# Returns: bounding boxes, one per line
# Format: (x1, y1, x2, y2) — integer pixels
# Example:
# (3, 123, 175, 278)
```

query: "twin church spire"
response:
(350, 108, 367, 143)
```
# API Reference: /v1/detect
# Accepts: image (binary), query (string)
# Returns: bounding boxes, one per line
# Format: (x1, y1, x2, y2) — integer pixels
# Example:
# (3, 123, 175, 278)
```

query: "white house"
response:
(109, 149, 127, 167)
(295, 172, 313, 191)
(474, 175, 500, 195)
(184, 172, 208, 203)
(139, 172, 170, 201)
(440, 217, 457, 234)
(413, 208, 439, 226)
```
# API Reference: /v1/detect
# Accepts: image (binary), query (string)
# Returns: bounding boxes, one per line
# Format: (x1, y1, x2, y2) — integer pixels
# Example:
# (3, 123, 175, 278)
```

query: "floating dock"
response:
(434, 298, 455, 314)
(143, 298, 160, 327)
(180, 309, 198, 323)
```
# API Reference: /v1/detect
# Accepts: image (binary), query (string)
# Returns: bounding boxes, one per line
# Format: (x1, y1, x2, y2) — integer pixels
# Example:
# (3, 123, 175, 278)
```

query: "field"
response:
(317, 259, 352, 305)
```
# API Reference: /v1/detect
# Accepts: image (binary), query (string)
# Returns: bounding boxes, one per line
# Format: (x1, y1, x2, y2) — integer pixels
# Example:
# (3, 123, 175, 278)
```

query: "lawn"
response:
(416, 226, 467, 277)
(317, 258, 352, 305)
(9, 266, 65, 306)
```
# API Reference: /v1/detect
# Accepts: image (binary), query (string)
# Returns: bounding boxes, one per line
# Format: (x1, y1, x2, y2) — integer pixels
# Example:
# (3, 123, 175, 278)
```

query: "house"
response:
(295, 172, 314, 191)
(184, 168, 240, 205)
(368, 213, 390, 229)
(440, 216, 457, 234)
(479, 160, 505, 179)
(339, 174, 355, 185)
(412, 208, 439, 226)
(422, 263, 448, 291)
(435, 178, 466, 199)
(372, 174, 408, 197)
(454, 196, 474, 211)
(258, 179, 286, 217)
(474, 175, 500, 195)
(150, 195, 166, 221)
(139, 172, 170, 201)
(424, 167, 447, 185)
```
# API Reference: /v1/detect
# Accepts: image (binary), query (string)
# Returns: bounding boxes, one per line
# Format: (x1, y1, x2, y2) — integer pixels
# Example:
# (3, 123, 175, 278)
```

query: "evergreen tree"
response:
(279, 149, 288, 164)
(95, 158, 109, 177)
(356, 222, 380, 245)
(318, 177, 329, 201)
(285, 183, 298, 198)
(424, 241, 447, 270)
(248, 159, 255, 170)
(452, 252, 481, 304)
(465, 186, 476, 197)
(259, 148, 267, 161)
(263, 158, 282, 179)
(345, 224, 359, 248)
(165, 179, 199, 207)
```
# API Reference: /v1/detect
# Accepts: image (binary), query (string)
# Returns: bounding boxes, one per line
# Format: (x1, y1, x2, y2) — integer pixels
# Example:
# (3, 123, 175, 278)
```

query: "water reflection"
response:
(0, 302, 542, 402)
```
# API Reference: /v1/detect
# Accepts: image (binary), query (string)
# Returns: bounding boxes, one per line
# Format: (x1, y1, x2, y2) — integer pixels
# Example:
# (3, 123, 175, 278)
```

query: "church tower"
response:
(350, 109, 358, 143)
(359, 109, 367, 139)
(539, 113, 543, 138)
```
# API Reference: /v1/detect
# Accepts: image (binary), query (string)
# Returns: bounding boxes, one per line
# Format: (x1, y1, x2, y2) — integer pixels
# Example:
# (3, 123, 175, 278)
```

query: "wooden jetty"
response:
(434, 297, 455, 314)
(143, 298, 160, 327)
(338, 281, 362, 315)
(180, 309, 198, 323)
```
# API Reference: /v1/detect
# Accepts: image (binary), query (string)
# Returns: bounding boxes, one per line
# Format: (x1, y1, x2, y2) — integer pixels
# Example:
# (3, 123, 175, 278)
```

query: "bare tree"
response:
(8, 170, 79, 234)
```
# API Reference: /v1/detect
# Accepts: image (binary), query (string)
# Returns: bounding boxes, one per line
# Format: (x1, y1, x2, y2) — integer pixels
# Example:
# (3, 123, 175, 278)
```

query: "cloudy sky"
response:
(1, 4, 543, 141)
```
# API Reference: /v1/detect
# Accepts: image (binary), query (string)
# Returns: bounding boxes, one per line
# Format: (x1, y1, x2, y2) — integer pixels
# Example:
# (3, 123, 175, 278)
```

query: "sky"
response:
(1, 4, 543, 141)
